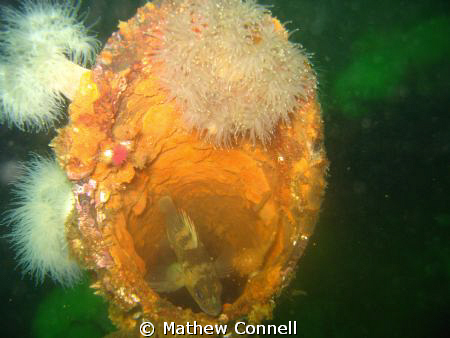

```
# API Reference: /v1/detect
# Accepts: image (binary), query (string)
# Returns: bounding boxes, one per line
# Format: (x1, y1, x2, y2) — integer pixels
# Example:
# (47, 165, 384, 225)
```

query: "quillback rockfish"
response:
(150, 195, 224, 316)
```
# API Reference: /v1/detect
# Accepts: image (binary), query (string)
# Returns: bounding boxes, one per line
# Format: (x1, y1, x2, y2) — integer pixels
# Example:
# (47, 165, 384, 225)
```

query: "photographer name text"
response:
(161, 320, 297, 336)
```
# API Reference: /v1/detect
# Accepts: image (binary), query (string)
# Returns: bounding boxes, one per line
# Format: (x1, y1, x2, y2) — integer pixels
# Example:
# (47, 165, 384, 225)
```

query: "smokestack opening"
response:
(122, 148, 281, 315)
(57, 2, 327, 330)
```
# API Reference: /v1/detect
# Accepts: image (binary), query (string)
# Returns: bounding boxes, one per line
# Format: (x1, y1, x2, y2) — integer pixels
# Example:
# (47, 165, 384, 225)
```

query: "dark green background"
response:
(0, 0, 448, 337)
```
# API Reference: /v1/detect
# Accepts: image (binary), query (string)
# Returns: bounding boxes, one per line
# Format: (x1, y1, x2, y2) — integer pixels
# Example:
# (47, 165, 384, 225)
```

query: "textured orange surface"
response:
(52, 2, 328, 335)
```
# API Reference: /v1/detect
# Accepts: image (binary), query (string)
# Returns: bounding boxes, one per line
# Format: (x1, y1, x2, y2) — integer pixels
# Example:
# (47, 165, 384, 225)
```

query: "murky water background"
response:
(0, 0, 448, 337)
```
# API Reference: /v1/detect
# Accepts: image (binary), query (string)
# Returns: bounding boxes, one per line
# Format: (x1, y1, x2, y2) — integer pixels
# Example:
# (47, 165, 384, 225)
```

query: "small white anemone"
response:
(4, 155, 81, 287)
(0, 0, 99, 131)
(156, 0, 317, 146)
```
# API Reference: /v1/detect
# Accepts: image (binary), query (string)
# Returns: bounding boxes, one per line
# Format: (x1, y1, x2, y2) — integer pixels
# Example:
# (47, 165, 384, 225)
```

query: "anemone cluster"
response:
(0, 0, 318, 289)
(0, 0, 98, 131)
(0, 0, 97, 286)
(5, 156, 81, 287)
(156, 0, 316, 145)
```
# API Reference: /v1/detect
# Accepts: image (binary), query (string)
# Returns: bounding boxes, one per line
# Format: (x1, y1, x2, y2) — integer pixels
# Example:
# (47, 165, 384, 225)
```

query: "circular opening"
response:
(127, 167, 278, 315)
(55, 1, 327, 327)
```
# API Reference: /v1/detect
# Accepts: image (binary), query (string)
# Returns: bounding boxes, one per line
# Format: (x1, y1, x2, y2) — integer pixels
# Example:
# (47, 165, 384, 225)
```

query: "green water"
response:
(0, 0, 448, 337)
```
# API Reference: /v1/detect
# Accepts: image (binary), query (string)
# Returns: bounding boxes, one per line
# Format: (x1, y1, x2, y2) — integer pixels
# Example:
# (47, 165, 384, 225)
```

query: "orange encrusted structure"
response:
(51, 2, 327, 336)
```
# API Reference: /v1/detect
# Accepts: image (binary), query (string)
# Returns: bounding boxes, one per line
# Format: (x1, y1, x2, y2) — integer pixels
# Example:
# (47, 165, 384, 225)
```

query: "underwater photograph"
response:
(0, 0, 448, 337)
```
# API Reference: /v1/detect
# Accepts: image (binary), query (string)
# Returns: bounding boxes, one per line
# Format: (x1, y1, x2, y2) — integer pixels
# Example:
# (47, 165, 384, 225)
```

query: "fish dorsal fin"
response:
(159, 195, 198, 250)
(179, 209, 198, 250)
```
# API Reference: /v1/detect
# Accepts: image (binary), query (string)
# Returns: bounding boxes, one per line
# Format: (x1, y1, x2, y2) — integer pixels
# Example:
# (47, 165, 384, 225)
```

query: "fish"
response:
(150, 195, 223, 316)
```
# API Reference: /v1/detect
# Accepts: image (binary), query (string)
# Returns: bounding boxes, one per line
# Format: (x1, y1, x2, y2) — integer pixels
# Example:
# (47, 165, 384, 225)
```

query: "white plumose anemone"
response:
(0, 0, 99, 131)
(5, 155, 81, 287)
(156, 0, 317, 146)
